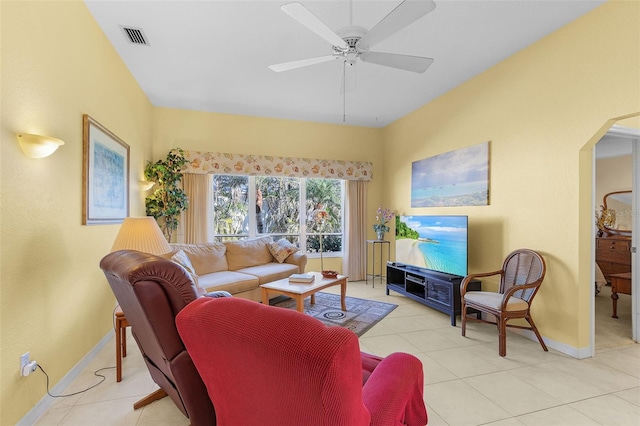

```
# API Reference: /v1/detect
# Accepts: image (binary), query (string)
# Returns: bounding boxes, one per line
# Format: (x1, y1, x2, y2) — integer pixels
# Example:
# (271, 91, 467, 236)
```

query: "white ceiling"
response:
(596, 129, 638, 160)
(84, 0, 606, 128)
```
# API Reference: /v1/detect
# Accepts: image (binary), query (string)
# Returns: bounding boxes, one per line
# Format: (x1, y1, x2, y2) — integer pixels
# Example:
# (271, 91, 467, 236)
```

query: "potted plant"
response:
(144, 148, 189, 242)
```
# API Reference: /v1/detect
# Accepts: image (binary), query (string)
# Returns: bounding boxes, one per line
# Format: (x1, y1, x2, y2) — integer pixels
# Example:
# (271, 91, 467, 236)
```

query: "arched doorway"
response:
(584, 114, 639, 357)
(593, 125, 638, 351)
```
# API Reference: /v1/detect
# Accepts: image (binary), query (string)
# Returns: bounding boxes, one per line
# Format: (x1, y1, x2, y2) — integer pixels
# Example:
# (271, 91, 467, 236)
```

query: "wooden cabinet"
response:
(386, 263, 480, 326)
(596, 237, 631, 282)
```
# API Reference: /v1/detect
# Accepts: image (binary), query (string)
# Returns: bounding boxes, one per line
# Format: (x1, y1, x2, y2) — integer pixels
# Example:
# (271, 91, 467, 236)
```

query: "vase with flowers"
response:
(373, 205, 395, 240)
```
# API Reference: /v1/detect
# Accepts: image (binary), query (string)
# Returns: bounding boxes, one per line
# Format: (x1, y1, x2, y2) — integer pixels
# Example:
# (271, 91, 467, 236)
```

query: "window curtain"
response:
(343, 180, 367, 281)
(182, 173, 213, 244)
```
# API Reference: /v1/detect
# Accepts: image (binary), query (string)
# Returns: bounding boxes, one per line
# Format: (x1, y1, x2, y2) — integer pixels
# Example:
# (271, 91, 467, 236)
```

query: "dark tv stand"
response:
(386, 262, 481, 326)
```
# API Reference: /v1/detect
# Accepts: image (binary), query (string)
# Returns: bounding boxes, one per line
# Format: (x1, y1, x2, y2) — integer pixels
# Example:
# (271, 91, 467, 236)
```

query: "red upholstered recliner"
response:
(176, 297, 428, 426)
(100, 250, 219, 426)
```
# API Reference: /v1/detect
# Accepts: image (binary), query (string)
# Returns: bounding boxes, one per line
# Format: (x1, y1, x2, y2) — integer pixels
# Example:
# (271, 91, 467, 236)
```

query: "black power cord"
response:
(37, 305, 123, 398)
(37, 364, 113, 398)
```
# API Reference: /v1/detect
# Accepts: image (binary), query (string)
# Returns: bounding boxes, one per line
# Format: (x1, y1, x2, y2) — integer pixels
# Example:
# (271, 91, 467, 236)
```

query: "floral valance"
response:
(180, 150, 373, 181)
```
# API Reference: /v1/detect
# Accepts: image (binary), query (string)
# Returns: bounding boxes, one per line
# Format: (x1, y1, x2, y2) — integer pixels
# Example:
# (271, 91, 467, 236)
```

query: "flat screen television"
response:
(395, 215, 468, 278)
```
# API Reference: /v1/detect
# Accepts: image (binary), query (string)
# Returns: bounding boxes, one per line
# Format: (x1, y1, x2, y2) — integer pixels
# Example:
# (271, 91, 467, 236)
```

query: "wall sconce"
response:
(16, 133, 65, 159)
(139, 180, 155, 191)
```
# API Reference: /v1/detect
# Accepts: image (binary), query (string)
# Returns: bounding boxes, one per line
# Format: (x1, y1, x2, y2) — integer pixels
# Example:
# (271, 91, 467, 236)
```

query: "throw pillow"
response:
(268, 239, 300, 263)
(225, 236, 274, 269)
(170, 242, 228, 275)
(171, 250, 200, 287)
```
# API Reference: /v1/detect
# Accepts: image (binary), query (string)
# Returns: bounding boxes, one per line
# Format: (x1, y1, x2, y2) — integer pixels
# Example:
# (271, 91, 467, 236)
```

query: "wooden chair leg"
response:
(498, 316, 507, 357)
(526, 315, 548, 352)
(115, 311, 130, 382)
(461, 300, 467, 336)
(121, 324, 127, 357)
(116, 318, 123, 382)
(133, 388, 168, 410)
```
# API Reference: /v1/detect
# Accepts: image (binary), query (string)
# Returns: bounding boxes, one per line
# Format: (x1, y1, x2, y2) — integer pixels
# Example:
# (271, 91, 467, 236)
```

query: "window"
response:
(212, 175, 249, 238)
(256, 176, 300, 244)
(306, 178, 342, 255)
(212, 174, 343, 255)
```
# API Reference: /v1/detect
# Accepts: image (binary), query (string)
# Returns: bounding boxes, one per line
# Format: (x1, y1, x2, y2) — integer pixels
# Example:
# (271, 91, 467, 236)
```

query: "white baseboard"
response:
(510, 328, 592, 359)
(17, 330, 114, 425)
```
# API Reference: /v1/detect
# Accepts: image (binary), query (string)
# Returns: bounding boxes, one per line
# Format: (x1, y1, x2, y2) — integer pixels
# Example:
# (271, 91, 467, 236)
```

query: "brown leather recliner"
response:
(100, 249, 217, 425)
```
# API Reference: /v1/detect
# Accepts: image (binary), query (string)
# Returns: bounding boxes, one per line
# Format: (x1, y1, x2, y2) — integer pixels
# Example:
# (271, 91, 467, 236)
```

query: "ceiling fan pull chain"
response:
(343, 60, 347, 123)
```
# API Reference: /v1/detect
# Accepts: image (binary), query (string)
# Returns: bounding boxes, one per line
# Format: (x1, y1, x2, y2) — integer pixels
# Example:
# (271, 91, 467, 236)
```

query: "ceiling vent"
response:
(120, 26, 149, 46)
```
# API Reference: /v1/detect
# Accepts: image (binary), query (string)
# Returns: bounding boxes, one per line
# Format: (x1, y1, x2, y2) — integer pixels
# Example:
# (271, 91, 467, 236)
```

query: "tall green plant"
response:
(144, 148, 189, 242)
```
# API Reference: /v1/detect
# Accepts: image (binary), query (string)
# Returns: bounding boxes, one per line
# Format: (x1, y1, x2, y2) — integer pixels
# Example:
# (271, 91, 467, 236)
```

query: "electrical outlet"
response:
(23, 360, 38, 376)
(20, 352, 30, 376)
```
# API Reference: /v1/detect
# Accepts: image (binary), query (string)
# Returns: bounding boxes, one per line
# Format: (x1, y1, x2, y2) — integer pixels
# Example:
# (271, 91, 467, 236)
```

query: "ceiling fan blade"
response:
(268, 55, 339, 72)
(357, 0, 436, 50)
(339, 60, 357, 94)
(359, 51, 434, 73)
(281, 3, 348, 49)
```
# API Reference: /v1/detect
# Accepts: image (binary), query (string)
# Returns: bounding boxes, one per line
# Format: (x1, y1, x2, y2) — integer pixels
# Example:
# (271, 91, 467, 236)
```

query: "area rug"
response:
(270, 292, 397, 337)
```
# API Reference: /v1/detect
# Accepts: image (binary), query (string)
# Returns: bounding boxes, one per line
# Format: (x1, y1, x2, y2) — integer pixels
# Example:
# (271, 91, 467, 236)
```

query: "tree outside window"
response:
(256, 176, 300, 242)
(212, 174, 343, 254)
(212, 175, 248, 238)
(306, 178, 342, 254)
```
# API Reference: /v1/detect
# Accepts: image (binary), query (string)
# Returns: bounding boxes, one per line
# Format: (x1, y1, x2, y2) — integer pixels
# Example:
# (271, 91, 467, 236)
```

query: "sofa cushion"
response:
(198, 271, 259, 294)
(238, 262, 299, 284)
(170, 242, 228, 275)
(171, 250, 200, 287)
(225, 237, 274, 270)
(268, 239, 300, 263)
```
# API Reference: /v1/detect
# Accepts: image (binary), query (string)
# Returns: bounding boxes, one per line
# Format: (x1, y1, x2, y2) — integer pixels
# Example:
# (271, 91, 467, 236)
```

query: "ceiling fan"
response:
(268, 0, 436, 90)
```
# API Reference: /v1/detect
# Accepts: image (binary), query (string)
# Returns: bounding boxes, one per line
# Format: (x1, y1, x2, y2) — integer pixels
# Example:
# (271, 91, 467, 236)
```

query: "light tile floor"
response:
(34, 281, 640, 426)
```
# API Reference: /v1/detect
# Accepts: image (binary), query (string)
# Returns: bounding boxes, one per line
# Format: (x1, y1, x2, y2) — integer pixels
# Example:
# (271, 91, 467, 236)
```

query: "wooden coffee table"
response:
(261, 272, 347, 313)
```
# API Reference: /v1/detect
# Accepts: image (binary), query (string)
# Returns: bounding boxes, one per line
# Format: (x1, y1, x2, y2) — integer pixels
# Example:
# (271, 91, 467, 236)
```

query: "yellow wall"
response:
(617, 116, 640, 129)
(383, 0, 639, 352)
(1, 0, 639, 423)
(152, 107, 383, 162)
(0, 1, 153, 424)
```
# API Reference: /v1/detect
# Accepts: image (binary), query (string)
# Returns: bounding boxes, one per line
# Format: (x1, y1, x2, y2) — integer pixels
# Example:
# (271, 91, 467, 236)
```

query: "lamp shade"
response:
(111, 217, 171, 255)
(16, 133, 65, 158)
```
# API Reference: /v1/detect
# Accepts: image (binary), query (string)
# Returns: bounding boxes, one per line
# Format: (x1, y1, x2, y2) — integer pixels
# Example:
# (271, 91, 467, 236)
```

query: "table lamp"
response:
(109, 216, 171, 383)
(111, 217, 171, 255)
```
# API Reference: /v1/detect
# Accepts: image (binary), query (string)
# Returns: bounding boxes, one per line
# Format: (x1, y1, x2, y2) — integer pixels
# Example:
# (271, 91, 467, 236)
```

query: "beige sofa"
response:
(167, 236, 307, 302)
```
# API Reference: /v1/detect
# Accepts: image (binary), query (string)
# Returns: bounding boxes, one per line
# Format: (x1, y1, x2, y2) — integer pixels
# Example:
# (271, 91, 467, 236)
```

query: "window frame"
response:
(212, 175, 344, 257)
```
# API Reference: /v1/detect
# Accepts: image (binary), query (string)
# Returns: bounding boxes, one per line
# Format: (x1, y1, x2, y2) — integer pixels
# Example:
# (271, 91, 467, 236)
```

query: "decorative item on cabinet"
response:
(596, 190, 632, 238)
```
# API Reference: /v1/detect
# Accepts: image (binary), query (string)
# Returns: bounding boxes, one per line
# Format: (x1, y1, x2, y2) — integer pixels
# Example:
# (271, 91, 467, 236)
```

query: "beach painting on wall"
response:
(411, 141, 489, 207)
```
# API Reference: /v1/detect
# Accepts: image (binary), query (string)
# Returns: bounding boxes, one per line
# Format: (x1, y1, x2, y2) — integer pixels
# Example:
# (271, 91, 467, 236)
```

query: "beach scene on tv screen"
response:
(396, 215, 468, 277)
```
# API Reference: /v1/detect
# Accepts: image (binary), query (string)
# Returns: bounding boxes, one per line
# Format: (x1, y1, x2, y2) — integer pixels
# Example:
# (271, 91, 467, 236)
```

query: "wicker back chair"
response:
(460, 249, 547, 357)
